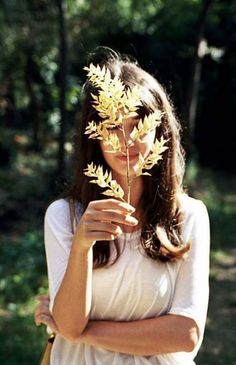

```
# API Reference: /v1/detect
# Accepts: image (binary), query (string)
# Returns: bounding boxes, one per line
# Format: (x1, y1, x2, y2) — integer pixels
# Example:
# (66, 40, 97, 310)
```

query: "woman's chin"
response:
(112, 166, 139, 181)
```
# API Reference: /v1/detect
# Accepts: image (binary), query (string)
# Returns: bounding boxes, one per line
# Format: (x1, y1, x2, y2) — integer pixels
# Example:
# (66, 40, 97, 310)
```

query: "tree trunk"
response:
(56, 0, 68, 177)
(25, 54, 42, 151)
(185, 0, 214, 152)
(2, 76, 16, 127)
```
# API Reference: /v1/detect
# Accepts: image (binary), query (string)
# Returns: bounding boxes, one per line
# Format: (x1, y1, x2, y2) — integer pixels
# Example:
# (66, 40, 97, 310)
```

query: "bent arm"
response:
(44, 199, 137, 341)
(81, 315, 199, 355)
(52, 243, 93, 340)
(35, 300, 198, 355)
(44, 201, 93, 341)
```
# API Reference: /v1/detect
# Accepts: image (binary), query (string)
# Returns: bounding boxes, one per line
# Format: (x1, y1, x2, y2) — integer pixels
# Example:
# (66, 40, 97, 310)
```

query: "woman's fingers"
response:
(90, 199, 135, 213)
(34, 297, 58, 334)
(35, 295, 50, 303)
(35, 313, 51, 326)
(34, 301, 58, 332)
(82, 212, 138, 242)
(35, 303, 51, 318)
(90, 210, 138, 226)
(34, 295, 51, 325)
(84, 200, 138, 227)
(74, 198, 138, 249)
(85, 221, 123, 235)
(35, 314, 58, 333)
(87, 231, 118, 241)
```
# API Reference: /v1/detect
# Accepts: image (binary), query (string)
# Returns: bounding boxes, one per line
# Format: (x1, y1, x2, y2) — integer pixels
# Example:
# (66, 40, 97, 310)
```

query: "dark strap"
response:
(69, 199, 75, 234)
(48, 333, 55, 344)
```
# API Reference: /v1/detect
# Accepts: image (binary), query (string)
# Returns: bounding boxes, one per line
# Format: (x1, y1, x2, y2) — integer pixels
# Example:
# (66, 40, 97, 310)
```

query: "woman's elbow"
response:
(57, 324, 86, 342)
(184, 326, 199, 352)
(53, 308, 88, 342)
(53, 312, 88, 342)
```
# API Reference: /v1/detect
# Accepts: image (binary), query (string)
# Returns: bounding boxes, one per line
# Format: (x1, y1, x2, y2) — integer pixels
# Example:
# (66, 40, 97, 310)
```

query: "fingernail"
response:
(118, 227, 123, 235)
(126, 216, 138, 225)
(123, 203, 135, 212)
(128, 206, 135, 212)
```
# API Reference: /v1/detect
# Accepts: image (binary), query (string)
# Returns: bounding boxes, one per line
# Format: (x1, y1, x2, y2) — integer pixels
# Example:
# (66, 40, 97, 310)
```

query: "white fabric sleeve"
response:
(44, 199, 83, 311)
(167, 200, 210, 339)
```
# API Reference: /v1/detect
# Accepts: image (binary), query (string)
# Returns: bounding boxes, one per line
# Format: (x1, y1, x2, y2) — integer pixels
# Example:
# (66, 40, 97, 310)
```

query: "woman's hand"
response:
(74, 199, 138, 251)
(34, 295, 59, 334)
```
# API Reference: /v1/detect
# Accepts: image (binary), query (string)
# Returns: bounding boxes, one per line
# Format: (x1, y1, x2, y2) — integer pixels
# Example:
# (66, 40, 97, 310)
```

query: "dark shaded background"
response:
(0, 1, 235, 364)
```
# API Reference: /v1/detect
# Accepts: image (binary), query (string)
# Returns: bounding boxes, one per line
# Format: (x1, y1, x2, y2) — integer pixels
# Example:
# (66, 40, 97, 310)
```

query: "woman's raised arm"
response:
(44, 198, 137, 340)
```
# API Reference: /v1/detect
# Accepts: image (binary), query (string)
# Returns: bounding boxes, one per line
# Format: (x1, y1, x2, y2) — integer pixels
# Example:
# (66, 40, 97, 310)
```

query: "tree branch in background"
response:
(56, 0, 68, 176)
(185, 0, 214, 153)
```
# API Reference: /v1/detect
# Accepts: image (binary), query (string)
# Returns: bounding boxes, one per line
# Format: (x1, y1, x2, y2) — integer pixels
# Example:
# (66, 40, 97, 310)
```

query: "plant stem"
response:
(126, 143, 131, 205)
(121, 125, 131, 204)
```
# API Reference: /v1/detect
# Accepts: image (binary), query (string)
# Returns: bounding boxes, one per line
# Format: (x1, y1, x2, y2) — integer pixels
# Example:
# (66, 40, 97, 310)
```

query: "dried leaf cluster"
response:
(134, 136, 168, 176)
(84, 63, 142, 126)
(83, 63, 169, 201)
(130, 111, 163, 141)
(85, 121, 121, 153)
(84, 162, 125, 200)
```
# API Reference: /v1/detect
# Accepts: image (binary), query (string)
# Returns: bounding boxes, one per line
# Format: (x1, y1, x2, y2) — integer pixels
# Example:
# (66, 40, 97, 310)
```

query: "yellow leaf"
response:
(83, 163, 125, 200)
(134, 138, 168, 176)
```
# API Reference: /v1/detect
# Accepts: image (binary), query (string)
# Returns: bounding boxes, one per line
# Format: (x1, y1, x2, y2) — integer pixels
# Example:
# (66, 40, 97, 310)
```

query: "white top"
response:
(44, 195, 210, 365)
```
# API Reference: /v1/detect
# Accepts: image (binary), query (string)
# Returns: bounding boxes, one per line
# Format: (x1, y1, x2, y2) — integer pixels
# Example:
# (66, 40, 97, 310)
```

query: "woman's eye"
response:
(107, 126, 119, 131)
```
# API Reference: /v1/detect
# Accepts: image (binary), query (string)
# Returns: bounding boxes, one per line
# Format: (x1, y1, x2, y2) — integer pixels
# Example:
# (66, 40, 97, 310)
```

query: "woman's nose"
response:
(123, 125, 134, 146)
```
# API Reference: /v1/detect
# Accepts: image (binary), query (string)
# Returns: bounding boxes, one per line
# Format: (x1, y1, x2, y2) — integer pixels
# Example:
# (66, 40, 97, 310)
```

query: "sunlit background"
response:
(0, 1, 235, 364)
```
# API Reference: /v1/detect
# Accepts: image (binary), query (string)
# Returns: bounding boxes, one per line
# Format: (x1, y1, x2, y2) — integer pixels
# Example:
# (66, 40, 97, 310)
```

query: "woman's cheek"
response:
(138, 131, 155, 155)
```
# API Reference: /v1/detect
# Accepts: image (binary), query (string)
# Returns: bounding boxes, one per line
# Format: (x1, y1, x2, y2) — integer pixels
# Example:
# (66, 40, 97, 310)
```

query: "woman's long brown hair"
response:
(60, 50, 190, 267)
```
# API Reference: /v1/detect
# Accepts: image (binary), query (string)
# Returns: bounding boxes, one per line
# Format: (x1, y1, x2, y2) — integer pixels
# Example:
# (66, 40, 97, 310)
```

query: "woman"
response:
(35, 49, 210, 365)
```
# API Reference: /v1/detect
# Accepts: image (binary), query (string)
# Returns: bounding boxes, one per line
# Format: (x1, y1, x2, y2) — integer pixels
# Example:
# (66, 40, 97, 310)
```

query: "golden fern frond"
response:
(122, 86, 142, 115)
(152, 136, 169, 155)
(84, 64, 142, 125)
(84, 162, 124, 200)
(85, 121, 121, 152)
(85, 121, 109, 140)
(130, 111, 163, 141)
(134, 137, 169, 176)
(103, 132, 122, 153)
(84, 64, 124, 94)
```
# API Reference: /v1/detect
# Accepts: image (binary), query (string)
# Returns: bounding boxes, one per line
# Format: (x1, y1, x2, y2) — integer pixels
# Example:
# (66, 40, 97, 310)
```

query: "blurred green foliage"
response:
(0, 0, 236, 364)
(185, 159, 236, 251)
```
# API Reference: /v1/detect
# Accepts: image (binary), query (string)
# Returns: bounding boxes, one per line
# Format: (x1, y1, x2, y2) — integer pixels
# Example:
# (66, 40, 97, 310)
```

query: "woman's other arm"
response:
(35, 306, 198, 355)
(81, 315, 198, 355)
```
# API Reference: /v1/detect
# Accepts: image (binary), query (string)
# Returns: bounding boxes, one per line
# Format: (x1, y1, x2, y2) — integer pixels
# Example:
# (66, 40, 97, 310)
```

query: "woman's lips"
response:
(116, 154, 139, 162)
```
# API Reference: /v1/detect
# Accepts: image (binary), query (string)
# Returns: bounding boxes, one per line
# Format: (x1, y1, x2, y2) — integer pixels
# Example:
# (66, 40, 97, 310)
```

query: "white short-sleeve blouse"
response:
(44, 194, 210, 365)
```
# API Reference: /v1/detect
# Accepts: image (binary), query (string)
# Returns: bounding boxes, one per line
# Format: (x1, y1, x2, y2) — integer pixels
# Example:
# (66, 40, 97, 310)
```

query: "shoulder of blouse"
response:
(45, 198, 84, 223)
(178, 193, 208, 218)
